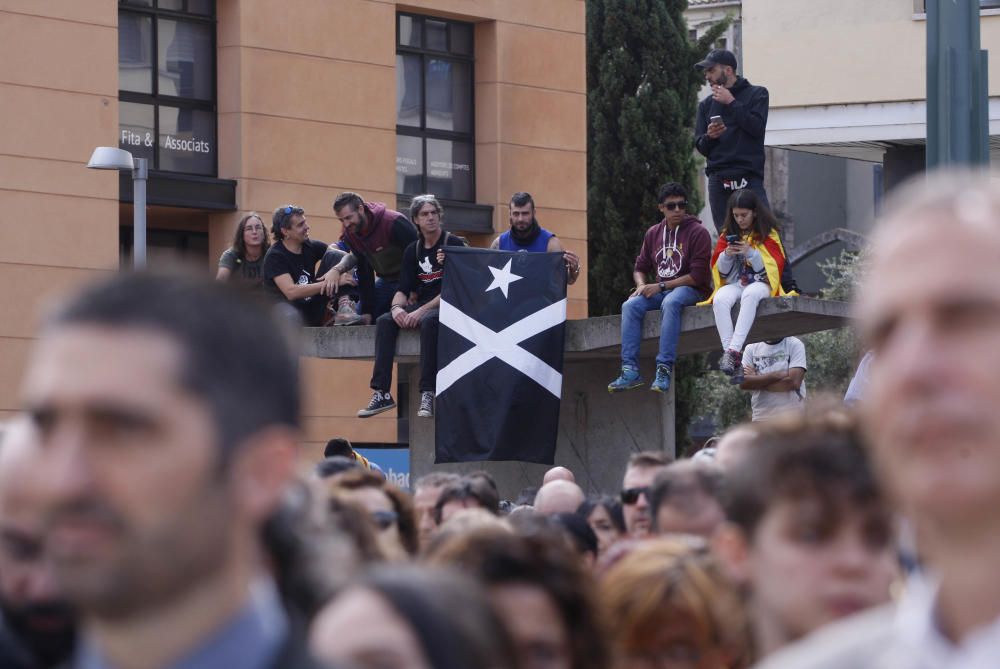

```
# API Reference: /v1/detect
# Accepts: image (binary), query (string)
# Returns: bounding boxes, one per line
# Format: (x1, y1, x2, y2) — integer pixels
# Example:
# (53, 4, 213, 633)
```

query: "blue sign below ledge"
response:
(356, 447, 411, 490)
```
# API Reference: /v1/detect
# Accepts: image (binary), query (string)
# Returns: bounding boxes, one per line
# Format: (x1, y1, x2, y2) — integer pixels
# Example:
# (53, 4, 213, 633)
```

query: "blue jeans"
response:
(620, 286, 701, 369)
(368, 278, 399, 320)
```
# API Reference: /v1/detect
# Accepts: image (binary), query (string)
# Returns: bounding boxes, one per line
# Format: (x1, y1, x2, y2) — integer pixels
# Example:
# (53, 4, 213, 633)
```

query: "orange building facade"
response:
(0, 0, 587, 458)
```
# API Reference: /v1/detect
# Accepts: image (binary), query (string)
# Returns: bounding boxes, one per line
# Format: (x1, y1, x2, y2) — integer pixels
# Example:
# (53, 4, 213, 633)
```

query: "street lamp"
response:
(87, 147, 149, 268)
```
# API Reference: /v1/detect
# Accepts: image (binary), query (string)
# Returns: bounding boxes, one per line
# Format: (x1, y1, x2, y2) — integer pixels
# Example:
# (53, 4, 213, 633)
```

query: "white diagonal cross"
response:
(437, 297, 567, 397)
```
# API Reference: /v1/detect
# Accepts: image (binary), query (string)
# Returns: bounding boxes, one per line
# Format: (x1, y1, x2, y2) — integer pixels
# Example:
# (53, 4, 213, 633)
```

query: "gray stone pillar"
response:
(406, 358, 676, 499)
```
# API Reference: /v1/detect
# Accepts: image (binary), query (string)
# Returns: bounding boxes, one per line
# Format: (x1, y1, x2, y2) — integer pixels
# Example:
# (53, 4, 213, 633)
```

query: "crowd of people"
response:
(5, 168, 999, 669)
(0, 273, 899, 669)
(4, 43, 1000, 669)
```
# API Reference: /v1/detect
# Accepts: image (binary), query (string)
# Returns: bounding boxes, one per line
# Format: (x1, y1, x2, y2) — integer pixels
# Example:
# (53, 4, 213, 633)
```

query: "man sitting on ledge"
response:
(357, 195, 467, 419)
(608, 182, 712, 394)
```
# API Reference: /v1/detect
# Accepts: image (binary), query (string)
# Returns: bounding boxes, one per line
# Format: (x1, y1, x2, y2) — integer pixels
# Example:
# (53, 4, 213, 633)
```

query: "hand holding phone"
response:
(725, 234, 739, 244)
(706, 115, 726, 139)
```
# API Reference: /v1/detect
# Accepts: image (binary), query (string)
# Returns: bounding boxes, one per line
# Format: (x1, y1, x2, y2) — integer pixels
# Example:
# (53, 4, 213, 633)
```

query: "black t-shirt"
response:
(263, 239, 329, 314)
(399, 233, 467, 305)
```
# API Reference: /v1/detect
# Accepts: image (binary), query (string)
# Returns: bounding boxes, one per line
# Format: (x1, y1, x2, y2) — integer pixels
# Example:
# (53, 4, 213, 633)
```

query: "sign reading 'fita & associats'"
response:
(163, 135, 212, 153)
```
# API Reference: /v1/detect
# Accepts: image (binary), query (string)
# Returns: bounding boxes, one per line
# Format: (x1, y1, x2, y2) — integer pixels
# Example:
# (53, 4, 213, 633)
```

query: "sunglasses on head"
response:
(660, 201, 688, 211)
(277, 205, 304, 223)
(620, 486, 650, 505)
(371, 510, 399, 530)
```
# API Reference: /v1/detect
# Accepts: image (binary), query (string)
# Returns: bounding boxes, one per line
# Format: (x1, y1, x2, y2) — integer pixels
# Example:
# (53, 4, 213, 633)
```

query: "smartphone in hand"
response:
(710, 115, 723, 125)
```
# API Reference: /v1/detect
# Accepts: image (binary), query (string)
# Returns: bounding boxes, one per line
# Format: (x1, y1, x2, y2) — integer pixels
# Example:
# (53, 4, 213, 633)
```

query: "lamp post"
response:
(87, 147, 149, 268)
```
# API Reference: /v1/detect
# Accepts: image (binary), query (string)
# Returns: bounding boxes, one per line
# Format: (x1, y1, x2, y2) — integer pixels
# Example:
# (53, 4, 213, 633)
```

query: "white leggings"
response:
(713, 281, 772, 351)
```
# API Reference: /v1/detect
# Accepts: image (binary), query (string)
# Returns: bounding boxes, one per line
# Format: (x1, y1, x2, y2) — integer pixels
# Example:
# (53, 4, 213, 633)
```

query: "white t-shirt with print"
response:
(743, 337, 807, 421)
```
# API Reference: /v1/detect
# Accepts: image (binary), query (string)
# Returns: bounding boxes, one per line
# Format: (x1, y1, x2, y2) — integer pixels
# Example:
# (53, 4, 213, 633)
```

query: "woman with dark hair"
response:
(429, 528, 610, 669)
(216, 212, 271, 289)
(705, 190, 791, 382)
(310, 565, 520, 669)
(578, 495, 626, 557)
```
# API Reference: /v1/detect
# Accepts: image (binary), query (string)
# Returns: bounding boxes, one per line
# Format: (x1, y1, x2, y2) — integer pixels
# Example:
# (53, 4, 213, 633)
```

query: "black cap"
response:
(695, 49, 738, 71)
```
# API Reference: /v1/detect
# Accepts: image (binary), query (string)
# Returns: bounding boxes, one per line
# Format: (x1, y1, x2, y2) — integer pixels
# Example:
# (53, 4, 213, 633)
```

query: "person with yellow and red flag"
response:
(702, 189, 792, 384)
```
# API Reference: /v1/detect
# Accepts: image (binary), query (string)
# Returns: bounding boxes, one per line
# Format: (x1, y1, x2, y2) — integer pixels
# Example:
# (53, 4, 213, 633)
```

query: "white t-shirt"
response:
(743, 337, 807, 421)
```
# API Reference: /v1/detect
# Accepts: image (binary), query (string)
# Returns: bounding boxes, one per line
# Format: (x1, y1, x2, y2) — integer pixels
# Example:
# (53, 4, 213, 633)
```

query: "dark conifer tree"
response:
(586, 0, 728, 316)
(586, 1, 729, 449)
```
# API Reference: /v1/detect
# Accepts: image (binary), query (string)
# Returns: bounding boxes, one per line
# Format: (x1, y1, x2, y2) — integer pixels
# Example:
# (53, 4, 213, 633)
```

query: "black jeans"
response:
(370, 305, 440, 393)
(707, 173, 797, 292)
(707, 174, 770, 232)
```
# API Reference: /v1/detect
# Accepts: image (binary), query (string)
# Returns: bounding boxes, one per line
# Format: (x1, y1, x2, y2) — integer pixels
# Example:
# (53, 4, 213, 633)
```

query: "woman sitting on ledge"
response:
(704, 189, 791, 384)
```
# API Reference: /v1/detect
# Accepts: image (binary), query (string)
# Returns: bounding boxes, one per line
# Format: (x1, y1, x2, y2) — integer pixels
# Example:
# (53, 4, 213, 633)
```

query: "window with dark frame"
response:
(396, 13, 475, 202)
(118, 0, 217, 177)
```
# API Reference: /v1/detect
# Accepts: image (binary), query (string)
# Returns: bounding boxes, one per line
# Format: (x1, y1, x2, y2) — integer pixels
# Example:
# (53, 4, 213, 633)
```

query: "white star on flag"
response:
(485, 259, 523, 298)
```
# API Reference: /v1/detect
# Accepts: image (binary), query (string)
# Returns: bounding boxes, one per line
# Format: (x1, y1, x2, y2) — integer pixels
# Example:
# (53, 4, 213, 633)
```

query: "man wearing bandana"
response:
(491, 192, 581, 285)
(608, 182, 712, 394)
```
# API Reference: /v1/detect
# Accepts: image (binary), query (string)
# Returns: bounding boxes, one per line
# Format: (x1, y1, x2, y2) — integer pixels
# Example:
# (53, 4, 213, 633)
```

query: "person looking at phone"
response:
(694, 49, 770, 232)
(704, 189, 791, 383)
(608, 183, 712, 394)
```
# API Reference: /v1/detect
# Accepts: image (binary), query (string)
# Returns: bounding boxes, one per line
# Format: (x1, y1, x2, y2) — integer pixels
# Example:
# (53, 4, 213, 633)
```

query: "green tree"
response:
(586, 0, 729, 317)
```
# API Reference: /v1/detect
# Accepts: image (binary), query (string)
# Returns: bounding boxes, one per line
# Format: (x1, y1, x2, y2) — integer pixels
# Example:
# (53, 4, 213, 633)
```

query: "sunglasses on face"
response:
(371, 510, 399, 530)
(659, 201, 688, 211)
(621, 486, 650, 505)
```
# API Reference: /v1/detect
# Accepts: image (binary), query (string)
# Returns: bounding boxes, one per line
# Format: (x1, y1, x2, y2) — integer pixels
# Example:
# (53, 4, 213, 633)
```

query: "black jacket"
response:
(694, 76, 769, 178)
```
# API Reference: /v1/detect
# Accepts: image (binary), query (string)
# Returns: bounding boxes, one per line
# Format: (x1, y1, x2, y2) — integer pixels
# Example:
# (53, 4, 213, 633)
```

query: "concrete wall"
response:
(0, 2, 120, 424)
(743, 0, 1000, 108)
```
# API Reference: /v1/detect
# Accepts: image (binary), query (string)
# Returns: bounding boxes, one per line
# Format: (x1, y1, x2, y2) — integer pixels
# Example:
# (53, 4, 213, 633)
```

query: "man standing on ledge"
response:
(608, 183, 712, 394)
(695, 49, 797, 292)
(326, 192, 418, 321)
(490, 192, 581, 285)
(694, 49, 770, 231)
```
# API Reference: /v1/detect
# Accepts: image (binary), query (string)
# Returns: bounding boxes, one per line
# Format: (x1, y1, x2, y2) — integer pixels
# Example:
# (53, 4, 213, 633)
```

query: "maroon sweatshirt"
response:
(633, 214, 713, 299)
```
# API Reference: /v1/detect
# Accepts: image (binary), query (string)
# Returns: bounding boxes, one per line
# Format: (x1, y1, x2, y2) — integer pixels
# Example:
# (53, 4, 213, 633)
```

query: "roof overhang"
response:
(765, 98, 1000, 163)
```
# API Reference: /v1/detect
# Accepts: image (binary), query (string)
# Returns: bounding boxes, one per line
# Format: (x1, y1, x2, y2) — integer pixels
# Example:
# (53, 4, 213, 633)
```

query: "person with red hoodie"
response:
(325, 192, 419, 321)
(608, 182, 713, 394)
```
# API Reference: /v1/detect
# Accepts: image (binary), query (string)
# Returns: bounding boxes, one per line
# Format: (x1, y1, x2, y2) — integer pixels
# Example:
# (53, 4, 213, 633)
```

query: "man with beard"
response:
(490, 192, 581, 285)
(326, 192, 418, 321)
(694, 49, 770, 232)
(19, 273, 331, 669)
(694, 49, 796, 292)
(0, 419, 75, 669)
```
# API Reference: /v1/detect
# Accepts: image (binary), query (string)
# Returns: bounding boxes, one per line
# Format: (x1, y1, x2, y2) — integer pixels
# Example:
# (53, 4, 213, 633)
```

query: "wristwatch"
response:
(659, 282, 666, 291)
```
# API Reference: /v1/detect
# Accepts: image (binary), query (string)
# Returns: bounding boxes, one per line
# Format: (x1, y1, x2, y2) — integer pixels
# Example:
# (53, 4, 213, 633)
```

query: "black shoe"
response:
(719, 349, 742, 376)
(357, 390, 395, 417)
(417, 391, 435, 418)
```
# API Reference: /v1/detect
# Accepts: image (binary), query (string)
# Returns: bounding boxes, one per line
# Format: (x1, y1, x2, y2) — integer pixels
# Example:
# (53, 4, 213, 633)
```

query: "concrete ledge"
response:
(301, 296, 851, 361)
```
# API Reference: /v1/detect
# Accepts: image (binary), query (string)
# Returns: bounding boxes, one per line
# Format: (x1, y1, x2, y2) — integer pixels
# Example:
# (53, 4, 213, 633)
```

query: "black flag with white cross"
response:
(435, 247, 567, 463)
